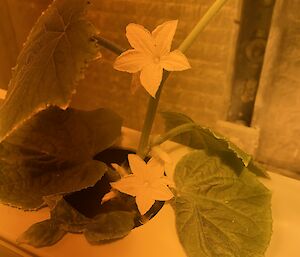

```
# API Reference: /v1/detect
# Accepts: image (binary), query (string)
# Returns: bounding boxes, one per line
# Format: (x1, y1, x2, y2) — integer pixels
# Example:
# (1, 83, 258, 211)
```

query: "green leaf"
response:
(19, 181, 141, 246)
(19, 199, 136, 247)
(0, 155, 106, 209)
(17, 220, 66, 248)
(161, 111, 251, 165)
(0, 0, 100, 142)
(5, 107, 122, 162)
(161, 112, 259, 176)
(173, 150, 272, 257)
(50, 198, 92, 233)
(248, 160, 270, 179)
(0, 107, 122, 209)
(84, 211, 136, 244)
(161, 112, 204, 149)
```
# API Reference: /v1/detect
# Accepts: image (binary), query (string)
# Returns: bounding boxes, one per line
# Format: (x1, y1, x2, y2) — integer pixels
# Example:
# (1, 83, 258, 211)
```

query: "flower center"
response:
(143, 180, 150, 187)
(153, 56, 160, 64)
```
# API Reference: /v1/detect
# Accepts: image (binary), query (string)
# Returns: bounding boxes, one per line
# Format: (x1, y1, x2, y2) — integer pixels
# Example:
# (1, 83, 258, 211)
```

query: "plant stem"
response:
(137, 0, 230, 158)
(137, 72, 170, 158)
(93, 35, 125, 55)
(150, 123, 198, 148)
(179, 0, 229, 53)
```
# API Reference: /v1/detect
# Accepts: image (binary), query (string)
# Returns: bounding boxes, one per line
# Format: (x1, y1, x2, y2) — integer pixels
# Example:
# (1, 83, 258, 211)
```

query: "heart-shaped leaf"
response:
(0, 155, 106, 210)
(0, 0, 100, 142)
(0, 107, 122, 209)
(173, 150, 272, 257)
(5, 107, 122, 162)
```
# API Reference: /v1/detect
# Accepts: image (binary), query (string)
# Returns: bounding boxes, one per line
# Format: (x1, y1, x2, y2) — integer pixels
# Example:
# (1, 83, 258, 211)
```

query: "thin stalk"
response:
(179, 0, 229, 53)
(137, 72, 170, 158)
(137, 0, 230, 158)
(93, 35, 125, 55)
(150, 123, 199, 148)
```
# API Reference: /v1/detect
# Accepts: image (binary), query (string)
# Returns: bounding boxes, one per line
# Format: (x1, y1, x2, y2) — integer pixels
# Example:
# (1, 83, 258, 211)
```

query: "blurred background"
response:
(0, 0, 299, 178)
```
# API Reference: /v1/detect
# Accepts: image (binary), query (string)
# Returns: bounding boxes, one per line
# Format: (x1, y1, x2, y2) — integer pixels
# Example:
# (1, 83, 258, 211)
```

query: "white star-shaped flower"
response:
(113, 20, 191, 97)
(110, 154, 174, 215)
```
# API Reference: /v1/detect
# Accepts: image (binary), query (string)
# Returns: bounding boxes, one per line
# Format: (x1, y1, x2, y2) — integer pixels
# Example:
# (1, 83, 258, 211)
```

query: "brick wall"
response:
(0, 0, 240, 133)
(71, 0, 240, 132)
(3, 0, 299, 175)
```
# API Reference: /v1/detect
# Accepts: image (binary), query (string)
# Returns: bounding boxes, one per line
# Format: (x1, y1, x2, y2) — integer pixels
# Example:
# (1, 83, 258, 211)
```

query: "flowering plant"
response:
(0, 0, 272, 256)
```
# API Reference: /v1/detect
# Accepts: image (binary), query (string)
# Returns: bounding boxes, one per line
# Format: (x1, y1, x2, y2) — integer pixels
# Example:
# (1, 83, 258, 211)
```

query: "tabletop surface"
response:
(0, 131, 299, 257)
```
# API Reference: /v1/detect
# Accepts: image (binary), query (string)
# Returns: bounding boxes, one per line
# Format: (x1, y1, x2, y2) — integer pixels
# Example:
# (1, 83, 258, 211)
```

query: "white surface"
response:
(0, 128, 300, 256)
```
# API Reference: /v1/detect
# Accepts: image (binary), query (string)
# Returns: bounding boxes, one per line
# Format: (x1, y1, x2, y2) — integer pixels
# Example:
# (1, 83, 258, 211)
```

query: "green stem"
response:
(137, 0, 230, 158)
(137, 72, 170, 158)
(179, 0, 229, 53)
(150, 123, 199, 148)
(93, 35, 125, 55)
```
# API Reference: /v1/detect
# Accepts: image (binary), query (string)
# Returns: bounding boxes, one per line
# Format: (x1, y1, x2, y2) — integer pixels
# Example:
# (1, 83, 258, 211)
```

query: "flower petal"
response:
(136, 195, 155, 215)
(146, 156, 165, 179)
(152, 20, 178, 56)
(160, 49, 191, 71)
(113, 49, 150, 73)
(128, 154, 148, 178)
(126, 23, 155, 55)
(110, 175, 143, 196)
(140, 63, 163, 98)
(111, 163, 128, 177)
(101, 190, 118, 204)
(149, 181, 174, 201)
(159, 177, 175, 188)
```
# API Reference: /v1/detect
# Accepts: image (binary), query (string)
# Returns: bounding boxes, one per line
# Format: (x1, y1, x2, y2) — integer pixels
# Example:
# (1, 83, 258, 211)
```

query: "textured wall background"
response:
(252, 0, 300, 174)
(71, 0, 240, 132)
(0, 0, 50, 89)
(0, 0, 240, 132)
(1, 0, 299, 175)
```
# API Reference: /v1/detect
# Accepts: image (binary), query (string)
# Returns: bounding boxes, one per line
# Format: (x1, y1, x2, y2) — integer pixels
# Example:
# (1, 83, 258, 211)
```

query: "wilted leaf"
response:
(161, 112, 268, 177)
(17, 220, 66, 248)
(0, 107, 122, 209)
(173, 150, 272, 257)
(0, 0, 100, 142)
(84, 211, 136, 244)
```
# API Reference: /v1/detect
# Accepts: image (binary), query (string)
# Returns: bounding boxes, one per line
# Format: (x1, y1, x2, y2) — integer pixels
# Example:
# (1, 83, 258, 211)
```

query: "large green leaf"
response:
(0, 155, 106, 210)
(173, 150, 272, 257)
(161, 112, 269, 177)
(17, 220, 66, 248)
(0, 0, 100, 142)
(5, 107, 122, 162)
(0, 107, 122, 209)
